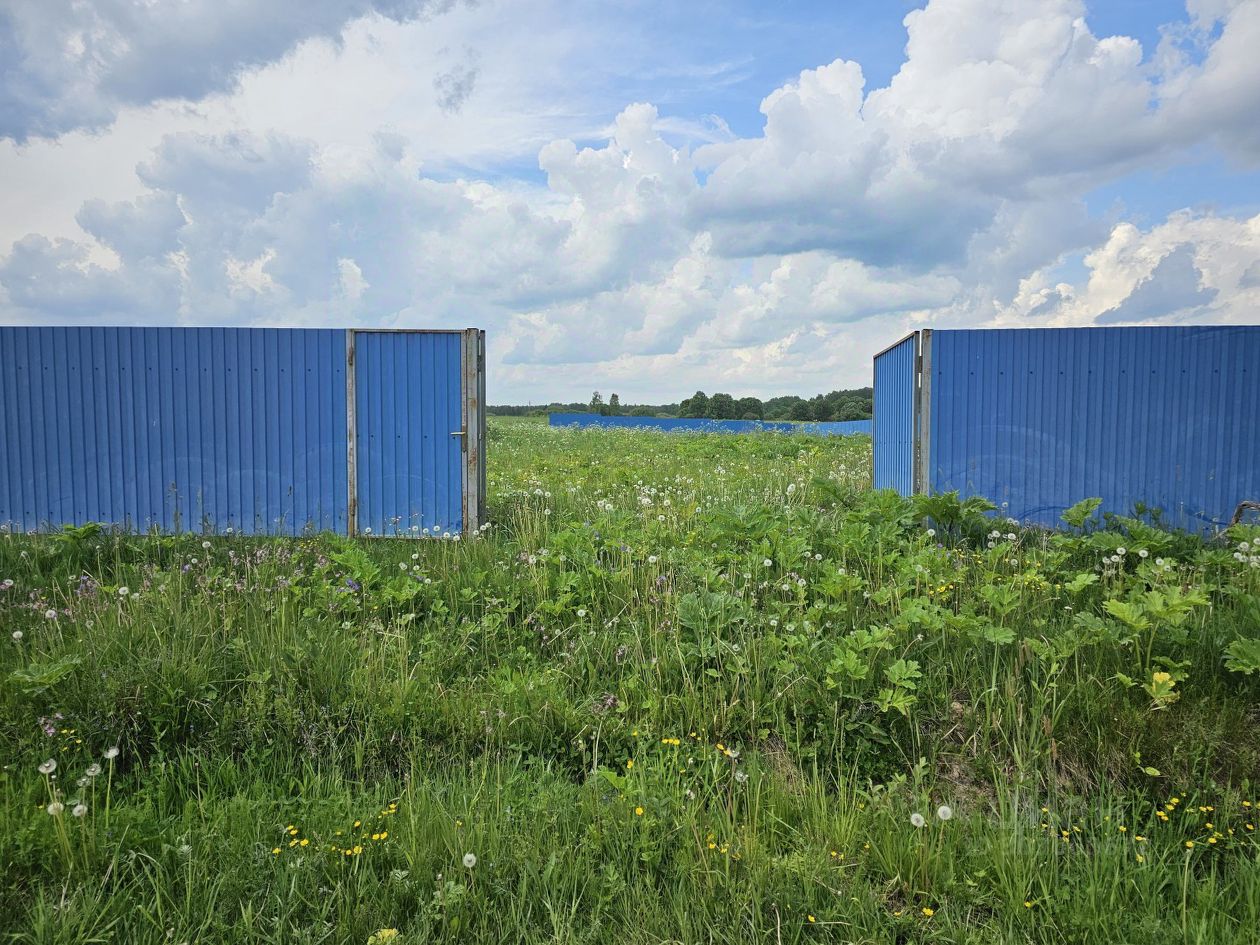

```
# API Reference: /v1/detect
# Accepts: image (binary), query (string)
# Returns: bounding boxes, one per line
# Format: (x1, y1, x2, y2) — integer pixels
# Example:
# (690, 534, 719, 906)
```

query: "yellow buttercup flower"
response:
(922, 907, 935, 918)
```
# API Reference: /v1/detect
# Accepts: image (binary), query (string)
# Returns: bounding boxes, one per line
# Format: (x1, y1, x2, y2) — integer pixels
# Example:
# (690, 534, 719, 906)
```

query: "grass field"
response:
(3, 418, 1260, 943)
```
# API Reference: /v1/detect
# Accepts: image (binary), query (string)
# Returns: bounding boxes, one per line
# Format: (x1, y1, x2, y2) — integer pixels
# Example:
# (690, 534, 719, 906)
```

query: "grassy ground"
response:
(3, 418, 1259, 944)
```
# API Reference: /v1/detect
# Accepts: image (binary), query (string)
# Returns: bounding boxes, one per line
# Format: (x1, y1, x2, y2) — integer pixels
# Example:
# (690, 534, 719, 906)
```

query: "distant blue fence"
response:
(549, 414, 872, 436)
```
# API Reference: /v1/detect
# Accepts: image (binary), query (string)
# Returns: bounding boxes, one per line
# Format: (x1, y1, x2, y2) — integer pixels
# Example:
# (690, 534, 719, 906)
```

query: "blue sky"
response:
(1, 0, 1259, 402)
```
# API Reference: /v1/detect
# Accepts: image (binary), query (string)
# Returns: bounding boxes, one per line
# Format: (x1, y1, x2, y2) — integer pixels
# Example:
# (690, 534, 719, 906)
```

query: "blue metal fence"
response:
(872, 333, 918, 493)
(872, 326, 1260, 532)
(353, 331, 465, 536)
(548, 414, 871, 436)
(0, 326, 484, 536)
(927, 326, 1260, 531)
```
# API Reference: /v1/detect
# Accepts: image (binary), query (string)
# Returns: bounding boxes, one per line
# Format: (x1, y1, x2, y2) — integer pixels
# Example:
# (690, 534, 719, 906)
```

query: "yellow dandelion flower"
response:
(299, 838, 310, 847)
(626, 759, 634, 770)
(1118, 825, 1127, 833)
(272, 847, 281, 855)
(379, 831, 387, 840)
(922, 907, 935, 918)
(1023, 901, 1034, 909)
(635, 806, 644, 817)
(1136, 854, 1145, 863)
(807, 915, 816, 924)
(1185, 840, 1195, 849)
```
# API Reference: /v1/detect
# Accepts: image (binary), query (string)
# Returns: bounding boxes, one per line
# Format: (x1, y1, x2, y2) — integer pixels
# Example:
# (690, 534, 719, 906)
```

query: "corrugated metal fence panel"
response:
(354, 331, 464, 536)
(928, 326, 1260, 532)
(0, 326, 348, 534)
(548, 414, 871, 435)
(872, 333, 919, 493)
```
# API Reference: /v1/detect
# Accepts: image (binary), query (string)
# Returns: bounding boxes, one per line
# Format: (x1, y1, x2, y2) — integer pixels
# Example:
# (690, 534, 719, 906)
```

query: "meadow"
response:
(3, 418, 1260, 944)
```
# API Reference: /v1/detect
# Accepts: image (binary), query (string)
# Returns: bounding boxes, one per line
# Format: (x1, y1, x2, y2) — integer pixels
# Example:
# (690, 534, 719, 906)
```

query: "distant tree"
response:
(709, 392, 737, 419)
(765, 396, 801, 420)
(788, 400, 813, 421)
(835, 400, 866, 421)
(629, 406, 656, 416)
(735, 396, 764, 420)
(608, 393, 621, 416)
(680, 391, 710, 418)
(589, 391, 608, 416)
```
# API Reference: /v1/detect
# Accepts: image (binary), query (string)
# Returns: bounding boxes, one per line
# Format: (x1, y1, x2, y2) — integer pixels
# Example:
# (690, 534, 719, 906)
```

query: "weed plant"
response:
(2, 420, 1259, 943)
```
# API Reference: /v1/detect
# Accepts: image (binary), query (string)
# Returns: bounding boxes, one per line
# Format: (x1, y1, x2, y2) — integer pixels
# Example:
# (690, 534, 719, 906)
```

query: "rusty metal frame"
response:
(345, 328, 359, 536)
(460, 328, 486, 533)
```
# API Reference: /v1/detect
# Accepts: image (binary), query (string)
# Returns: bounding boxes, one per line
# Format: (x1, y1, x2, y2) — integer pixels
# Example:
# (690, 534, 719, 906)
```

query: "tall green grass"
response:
(2, 419, 1258, 943)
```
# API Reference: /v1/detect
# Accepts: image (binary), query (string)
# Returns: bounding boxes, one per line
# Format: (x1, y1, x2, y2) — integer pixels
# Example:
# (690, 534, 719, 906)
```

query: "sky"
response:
(1, 0, 1259, 404)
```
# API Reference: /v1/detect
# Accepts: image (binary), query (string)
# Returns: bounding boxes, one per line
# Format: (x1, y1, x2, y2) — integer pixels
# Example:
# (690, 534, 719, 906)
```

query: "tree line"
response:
(488, 387, 873, 422)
